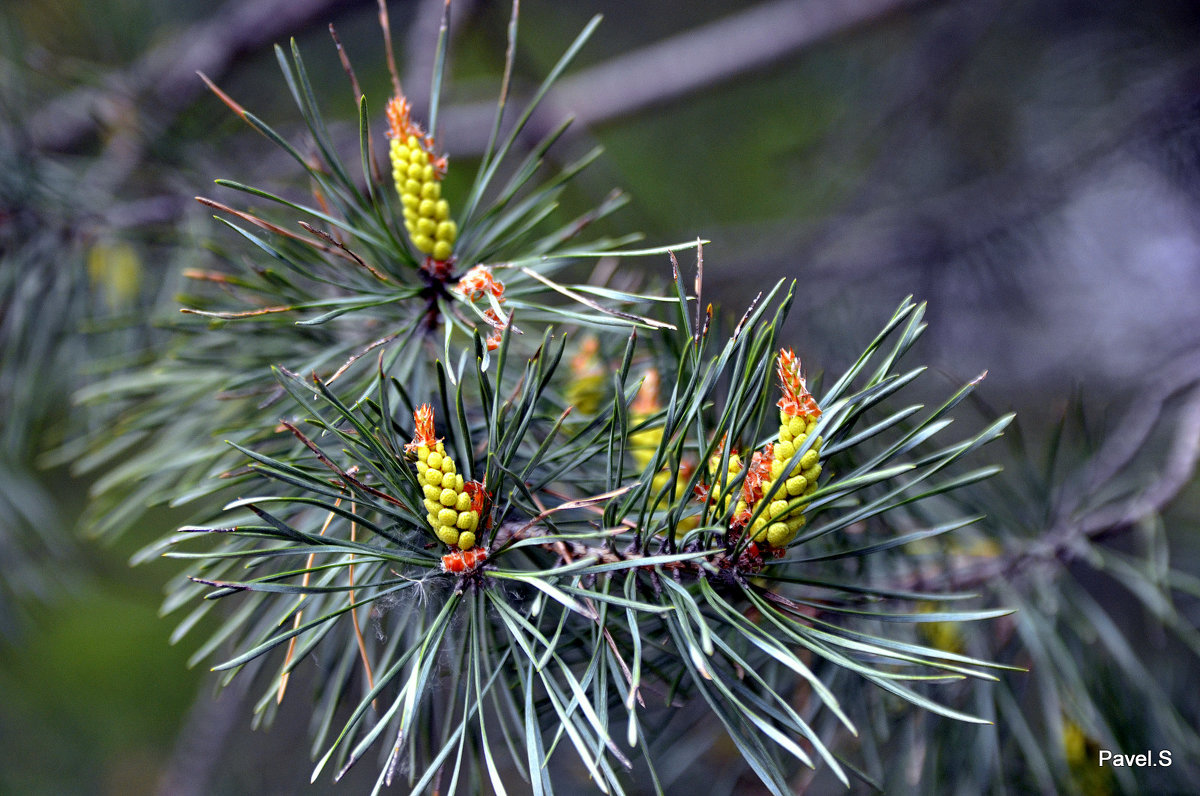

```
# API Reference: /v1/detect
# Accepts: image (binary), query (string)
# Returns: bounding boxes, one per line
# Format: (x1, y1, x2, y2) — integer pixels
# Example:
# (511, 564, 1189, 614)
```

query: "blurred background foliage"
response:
(2, 0, 1200, 793)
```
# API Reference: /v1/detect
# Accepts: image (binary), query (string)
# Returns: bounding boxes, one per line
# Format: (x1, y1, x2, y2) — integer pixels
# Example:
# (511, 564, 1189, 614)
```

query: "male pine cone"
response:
(387, 95, 457, 261)
(732, 349, 823, 549)
(749, 411, 822, 548)
(406, 405, 480, 549)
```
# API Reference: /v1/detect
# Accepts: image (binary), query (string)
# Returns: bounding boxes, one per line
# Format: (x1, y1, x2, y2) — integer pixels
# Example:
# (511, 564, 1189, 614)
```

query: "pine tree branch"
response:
(729, 43, 1200, 295)
(551, 0, 927, 128)
(28, 0, 926, 157)
(28, 0, 363, 153)
(437, 0, 932, 154)
(1080, 351, 1200, 493)
(933, 365, 1200, 592)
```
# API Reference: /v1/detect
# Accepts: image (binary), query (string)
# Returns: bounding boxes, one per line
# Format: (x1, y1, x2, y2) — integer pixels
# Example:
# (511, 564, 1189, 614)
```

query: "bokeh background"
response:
(3, 0, 1200, 793)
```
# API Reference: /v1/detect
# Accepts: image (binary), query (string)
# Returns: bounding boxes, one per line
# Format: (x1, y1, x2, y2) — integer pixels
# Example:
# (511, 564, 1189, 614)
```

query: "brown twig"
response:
(378, 0, 403, 98)
(280, 418, 408, 509)
(329, 22, 383, 186)
(347, 500, 378, 705)
(327, 330, 404, 385)
(296, 220, 391, 282)
(329, 23, 365, 104)
(278, 501, 341, 704)
(197, 196, 368, 268)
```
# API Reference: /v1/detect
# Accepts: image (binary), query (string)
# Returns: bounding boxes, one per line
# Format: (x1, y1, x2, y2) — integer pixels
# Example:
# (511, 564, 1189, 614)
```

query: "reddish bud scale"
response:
(732, 445, 774, 528)
(696, 446, 742, 510)
(441, 546, 488, 573)
(481, 309, 508, 351)
(456, 265, 505, 302)
(454, 266, 512, 350)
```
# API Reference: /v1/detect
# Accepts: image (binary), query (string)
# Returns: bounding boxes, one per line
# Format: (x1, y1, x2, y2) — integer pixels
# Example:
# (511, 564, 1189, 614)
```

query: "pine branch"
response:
(547, 0, 926, 127)
(730, 39, 1200, 294)
(28, 0, 362, 153)
(920, 361, 1200, 592)
(437, 0, 933, 154)
(71, 8, 1038, 791)
(28, 0, 931, 160)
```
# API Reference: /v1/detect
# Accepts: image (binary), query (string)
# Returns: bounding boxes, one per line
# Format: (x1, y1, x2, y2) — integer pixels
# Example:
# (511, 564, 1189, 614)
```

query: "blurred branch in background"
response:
(155, 677, 250, 796)
(27, 0, 931, 161)
(440, 0, 931, 152)
(28, 0, 362, 154)
(929, 353, 1200, 592)
(787, 47, 1200, 293)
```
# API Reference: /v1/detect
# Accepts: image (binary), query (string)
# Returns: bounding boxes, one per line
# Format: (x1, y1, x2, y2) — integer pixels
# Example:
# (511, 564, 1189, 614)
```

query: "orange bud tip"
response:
(631, 368, 660, 414)
(455, 265, 506, 302)
(777, 348, 821, 419)
(405, 404, 440, 453)
(386, 93, 441, 163)
(385, 94, 413, 140)
(741, 444, 774, 505)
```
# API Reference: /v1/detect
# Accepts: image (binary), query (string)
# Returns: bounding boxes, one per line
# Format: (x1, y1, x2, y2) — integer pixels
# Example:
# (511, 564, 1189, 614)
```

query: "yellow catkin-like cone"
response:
(405, 405, 479, 549)
(387, 96, 456, 262)
(628, 368, 663, 473)
(1062, 719, 1114, 796)
(565, 336, 606, 415)
(915, 601, 965, 654)
(745, 349, 823, 549)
